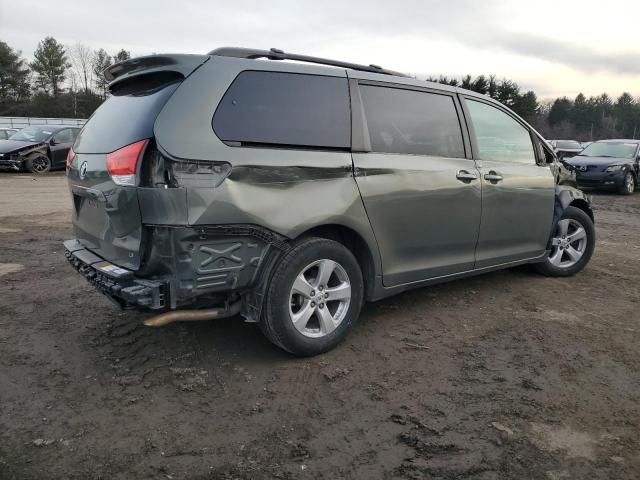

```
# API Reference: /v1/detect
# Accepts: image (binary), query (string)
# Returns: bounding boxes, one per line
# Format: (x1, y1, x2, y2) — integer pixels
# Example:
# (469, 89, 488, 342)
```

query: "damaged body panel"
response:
(0, 141, 48, 171)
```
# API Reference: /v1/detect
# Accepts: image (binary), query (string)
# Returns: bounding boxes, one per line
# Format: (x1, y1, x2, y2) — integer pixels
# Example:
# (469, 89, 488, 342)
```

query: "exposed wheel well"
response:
(569, 198, 594, 222)
(297, 225, 376, 301)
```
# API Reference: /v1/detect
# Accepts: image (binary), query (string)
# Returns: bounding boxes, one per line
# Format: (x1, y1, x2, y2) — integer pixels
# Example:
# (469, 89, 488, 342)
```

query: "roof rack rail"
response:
(208, 47, 409, 78)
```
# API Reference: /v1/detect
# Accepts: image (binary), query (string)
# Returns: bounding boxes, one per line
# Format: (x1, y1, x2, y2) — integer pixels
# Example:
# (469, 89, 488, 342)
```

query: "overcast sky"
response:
(2, 0, 639, 100)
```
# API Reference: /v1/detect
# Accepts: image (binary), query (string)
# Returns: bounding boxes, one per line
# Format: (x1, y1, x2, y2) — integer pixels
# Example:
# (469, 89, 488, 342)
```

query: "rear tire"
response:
(260, 237, 364, 356)
(25, 154, 51, 174)
(619, 171, 635, 195)
(534, 206, 595, 277)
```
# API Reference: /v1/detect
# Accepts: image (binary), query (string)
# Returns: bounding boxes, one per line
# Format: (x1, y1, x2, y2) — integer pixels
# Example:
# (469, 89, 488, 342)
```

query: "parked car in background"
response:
(64, 48, 595, 356)
(565, 139, 640, 194)
(550, 157, 577, 187)
(549, 140, 583, 159)
(0, 125, 80, 173)
(0, 128, 19, 140)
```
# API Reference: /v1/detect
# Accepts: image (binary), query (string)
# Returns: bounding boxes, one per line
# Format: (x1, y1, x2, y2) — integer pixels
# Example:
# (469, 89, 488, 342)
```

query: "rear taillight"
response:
(106, 139, 149, 186)
(66, 147, 76, 173)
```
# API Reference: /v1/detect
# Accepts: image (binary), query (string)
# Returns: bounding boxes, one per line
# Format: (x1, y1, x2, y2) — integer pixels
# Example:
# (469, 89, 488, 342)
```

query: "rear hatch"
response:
(68, 55, 208, 270)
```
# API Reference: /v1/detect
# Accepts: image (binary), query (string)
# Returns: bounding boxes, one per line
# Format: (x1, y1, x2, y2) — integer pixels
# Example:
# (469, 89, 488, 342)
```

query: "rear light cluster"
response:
(107, 139, 150, 186)
(66, 147, 76, 173)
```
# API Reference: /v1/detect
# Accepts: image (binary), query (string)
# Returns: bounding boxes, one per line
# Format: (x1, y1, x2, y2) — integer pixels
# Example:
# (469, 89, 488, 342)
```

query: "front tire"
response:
(534, 206, 595, 277)
(25, 154, 51, 174)
(260, 237, 364, 356)
(619, 171, 635, 195)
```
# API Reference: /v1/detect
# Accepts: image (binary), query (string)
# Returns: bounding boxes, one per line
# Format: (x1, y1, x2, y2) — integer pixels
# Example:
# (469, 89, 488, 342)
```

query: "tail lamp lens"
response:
(106, 139, 149, 186)
(66, 147, 76, 173)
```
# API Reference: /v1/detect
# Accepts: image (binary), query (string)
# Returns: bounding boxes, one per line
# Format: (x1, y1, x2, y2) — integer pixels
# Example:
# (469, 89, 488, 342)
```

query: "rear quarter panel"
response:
(152, 57, 382, 275)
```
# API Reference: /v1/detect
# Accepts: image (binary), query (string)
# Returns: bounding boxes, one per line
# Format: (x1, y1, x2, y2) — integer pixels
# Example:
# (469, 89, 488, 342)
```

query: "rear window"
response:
(360, 85, 465, 158)
(74, 75, 181, 154)
(556, 140, 582, 149)
(213, 71, 350, 149)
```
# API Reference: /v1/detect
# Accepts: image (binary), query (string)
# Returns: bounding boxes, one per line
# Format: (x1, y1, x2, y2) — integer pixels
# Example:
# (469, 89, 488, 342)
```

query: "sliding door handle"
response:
(484, 171, 503, 182)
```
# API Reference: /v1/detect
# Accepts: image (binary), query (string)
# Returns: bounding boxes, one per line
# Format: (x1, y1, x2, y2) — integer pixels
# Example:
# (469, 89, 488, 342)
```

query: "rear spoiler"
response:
(104, 54, 209, 90)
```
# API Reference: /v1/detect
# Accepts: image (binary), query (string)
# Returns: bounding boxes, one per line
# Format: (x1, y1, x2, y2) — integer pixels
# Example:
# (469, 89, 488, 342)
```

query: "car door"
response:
(462, 96, 555, 268)
(49, 128, 74, 168)
(351, 81, 481, 286)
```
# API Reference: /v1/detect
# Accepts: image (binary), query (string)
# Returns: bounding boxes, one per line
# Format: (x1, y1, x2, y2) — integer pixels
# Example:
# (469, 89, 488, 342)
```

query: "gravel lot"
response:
(1, 172, 639, 479)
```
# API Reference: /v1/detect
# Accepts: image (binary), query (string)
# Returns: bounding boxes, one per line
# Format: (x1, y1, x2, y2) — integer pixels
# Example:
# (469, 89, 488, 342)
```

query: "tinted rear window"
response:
(556, 141, 582, 149)
(213, 71, 350, 149)
(74, 77, 181, 154)
(360, 85, 465, 158)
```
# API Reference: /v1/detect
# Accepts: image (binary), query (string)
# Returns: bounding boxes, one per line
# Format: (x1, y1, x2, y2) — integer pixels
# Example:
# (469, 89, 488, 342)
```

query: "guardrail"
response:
(0, 117, 87, 129)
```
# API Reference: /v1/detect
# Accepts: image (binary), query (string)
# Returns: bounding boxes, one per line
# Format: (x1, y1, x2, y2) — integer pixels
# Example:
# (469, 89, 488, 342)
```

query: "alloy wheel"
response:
(625, 172, 635, 193)
(32, 156, 50, 173)
(548, 218, 588, 269)
(289, 259, 351, 338)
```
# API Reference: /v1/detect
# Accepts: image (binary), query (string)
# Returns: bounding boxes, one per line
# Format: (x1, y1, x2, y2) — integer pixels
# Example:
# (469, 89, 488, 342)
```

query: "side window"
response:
(70, 129, 80, 141)
(0, 131, 7, 140)
(53, 129, 73, 143)
(465, 99, 535, 164)
(213, 71, 350, 149)
(359, 85, 465, 158)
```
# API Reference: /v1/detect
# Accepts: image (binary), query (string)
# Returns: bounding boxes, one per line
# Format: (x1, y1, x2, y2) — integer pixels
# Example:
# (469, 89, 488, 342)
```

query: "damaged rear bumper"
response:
(64, 239, 167, 310)
(64, 224, 289, 318)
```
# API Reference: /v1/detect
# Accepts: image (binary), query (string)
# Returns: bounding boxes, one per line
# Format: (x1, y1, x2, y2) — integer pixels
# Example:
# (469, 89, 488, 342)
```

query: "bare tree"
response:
(69, 42, 94, 93)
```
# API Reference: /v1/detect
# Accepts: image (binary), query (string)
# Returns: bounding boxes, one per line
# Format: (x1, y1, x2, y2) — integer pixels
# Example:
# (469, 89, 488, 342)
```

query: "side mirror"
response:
(49, 138, 57, 146)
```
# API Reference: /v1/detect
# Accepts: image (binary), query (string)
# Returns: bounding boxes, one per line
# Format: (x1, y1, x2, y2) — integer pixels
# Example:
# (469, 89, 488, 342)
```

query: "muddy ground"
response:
(1, 172, 639, 479)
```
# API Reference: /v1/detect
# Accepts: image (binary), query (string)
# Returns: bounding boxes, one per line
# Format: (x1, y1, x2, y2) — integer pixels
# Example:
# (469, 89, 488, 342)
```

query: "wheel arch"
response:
(555, 185, 594, 224)
(295, 224, 378, 301)
(569, 198, 594, 222)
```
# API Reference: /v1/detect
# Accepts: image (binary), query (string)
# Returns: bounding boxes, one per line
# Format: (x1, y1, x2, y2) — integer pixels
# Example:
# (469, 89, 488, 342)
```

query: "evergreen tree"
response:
(113, 49, 131, 63)
(0, 41, 30, 101)
(548, 97, 573, 126)
(471, 75, 488, 95)
(513, 91, 538, 120)
(30, 37, 69, 96)
(93, 48, 113, 97)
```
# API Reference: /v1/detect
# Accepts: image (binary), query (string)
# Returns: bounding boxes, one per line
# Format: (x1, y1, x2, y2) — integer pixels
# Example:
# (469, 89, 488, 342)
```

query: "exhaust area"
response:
(143, 301, 242, 327)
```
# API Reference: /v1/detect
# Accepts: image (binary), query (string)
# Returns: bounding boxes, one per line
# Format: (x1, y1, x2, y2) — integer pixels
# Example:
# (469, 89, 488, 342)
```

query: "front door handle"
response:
(484, 171, 504, 183)
(456, 170, 478, 182)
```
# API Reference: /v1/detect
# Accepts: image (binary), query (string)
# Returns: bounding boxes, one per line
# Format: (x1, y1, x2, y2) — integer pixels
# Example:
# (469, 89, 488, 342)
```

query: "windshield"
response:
(579, 142, 638, 159)
(556, 140, 582, 150)
(9, 126, 55, 142)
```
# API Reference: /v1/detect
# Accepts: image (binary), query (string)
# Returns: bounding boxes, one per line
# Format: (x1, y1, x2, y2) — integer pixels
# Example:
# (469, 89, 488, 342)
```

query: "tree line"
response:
(1, 36, 639, 141)
(0, 37, 130, 118)
(428, 74, 640, 141)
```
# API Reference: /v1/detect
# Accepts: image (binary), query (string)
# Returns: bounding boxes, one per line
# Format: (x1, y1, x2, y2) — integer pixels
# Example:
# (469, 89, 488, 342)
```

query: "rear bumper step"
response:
(64, 239, 167, 310)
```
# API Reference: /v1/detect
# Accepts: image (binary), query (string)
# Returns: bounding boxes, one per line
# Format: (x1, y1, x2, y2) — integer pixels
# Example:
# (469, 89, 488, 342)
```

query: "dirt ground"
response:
(1, 172, 639, 479)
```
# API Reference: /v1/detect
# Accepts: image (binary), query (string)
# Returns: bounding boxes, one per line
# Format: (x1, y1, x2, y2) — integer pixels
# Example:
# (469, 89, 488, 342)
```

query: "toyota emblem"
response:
(79, 160, 88, 180)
